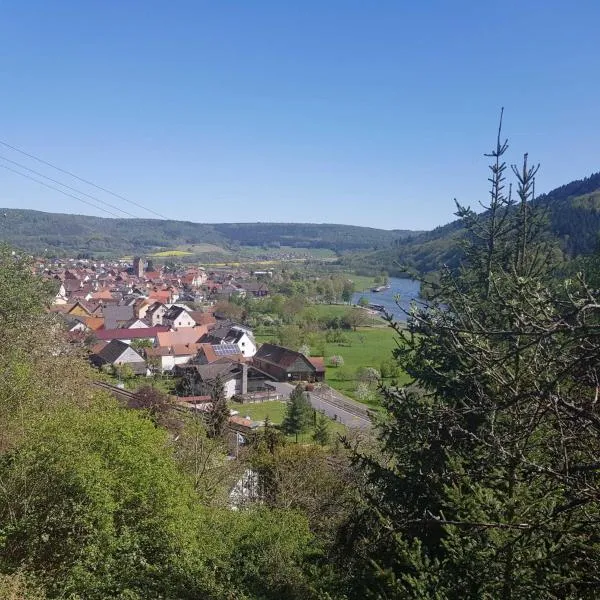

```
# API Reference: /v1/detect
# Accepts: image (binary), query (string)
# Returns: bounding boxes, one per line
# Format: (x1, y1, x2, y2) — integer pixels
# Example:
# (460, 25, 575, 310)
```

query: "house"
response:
(54, 282, 68, 304)
(103, 305, 135, 329)
(162, 305, 196, 329)
(175, 360, 275, 399)
(239, 281, 270, 297)
(90, 339, 148, 375)
(156, 326, 207, 349)
(145, 343, 201, 372)
(94, 326, 168, 345)
(194, 343, 244, 365)
(200, 324, 257, 358)
(146, 302, 168, 326)
(122, 318, 150, 329)
(67, 301, 92, 317)
(252, 343, 324, 382)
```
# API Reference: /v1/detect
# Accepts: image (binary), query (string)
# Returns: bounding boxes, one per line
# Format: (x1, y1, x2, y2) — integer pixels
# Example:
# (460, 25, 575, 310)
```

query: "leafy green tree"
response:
(174, 414, 237, 505)
(357, 296, 370, 307)
(129, 384, 175, 428)
(0, 404, 223, 599)
(282, 385, 313, 442)
(207, 375, 229, 439)
(312, 412, 331, 446)
(344, 308, 370, 331)
(341, 281, 355, 304)
(346, 117, 600, 598)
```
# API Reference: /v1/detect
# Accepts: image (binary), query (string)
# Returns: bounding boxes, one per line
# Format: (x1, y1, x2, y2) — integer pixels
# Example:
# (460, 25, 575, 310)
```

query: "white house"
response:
(146, 302, 168, 326)
(146, 343, 200, 372)
(162, 305, 196, 329)
(201, 324, 257, 358)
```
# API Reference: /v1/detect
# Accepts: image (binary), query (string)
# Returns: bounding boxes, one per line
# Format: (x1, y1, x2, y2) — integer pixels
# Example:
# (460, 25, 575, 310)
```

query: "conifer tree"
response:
(207, 375, 229, 439)
(312, 412, 331, 446)
(347, 115, 600, 599)
(282, 384, 313, 442)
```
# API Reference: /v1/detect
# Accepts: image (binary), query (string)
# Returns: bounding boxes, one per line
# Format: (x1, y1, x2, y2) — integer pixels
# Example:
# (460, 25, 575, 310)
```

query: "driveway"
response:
(269, 382, 371, 429)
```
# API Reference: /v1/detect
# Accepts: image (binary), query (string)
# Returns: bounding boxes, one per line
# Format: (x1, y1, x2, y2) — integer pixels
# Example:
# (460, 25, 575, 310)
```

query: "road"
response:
(269, 382, 371, 429)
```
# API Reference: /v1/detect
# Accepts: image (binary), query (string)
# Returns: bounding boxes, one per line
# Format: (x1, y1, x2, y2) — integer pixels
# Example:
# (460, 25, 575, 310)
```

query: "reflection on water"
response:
(352, 277, 421, 321)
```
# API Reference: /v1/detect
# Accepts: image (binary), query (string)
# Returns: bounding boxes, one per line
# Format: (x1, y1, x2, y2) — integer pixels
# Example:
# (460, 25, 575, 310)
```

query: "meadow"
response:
(232, 399, 347, 442)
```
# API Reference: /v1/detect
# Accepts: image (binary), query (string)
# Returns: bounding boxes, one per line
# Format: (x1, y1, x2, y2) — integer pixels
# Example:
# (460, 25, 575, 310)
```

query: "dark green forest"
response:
(0, 210, 416, 256)
(341, 171, 600, 275)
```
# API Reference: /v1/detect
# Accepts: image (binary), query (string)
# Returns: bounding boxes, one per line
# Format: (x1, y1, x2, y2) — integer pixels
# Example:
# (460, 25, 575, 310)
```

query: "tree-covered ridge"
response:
(0, 209, 416, 256)
(342, 170, 600, 274)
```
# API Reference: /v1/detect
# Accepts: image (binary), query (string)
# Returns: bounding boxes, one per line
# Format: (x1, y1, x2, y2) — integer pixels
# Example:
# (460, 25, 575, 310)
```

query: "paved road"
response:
(270, 382, 371, 429)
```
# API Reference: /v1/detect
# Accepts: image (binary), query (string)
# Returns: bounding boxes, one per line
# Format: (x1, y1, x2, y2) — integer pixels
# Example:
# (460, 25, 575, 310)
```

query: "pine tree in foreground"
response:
(346, 112, 600, 599)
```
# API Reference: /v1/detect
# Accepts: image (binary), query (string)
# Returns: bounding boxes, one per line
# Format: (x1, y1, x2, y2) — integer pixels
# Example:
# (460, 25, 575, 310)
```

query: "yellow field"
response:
(151, 250, 193, 257)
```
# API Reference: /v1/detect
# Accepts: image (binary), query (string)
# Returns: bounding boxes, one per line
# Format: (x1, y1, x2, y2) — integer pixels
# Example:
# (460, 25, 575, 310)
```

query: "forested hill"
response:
(341, 171, 600, 275)
(0, 209, 417, 256)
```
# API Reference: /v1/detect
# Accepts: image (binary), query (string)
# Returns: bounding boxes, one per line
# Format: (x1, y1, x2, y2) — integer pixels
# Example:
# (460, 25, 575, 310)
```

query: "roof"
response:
(156, 326, 207, 348)
(254, 343, 315, 371)
(193, 362, 240, 382)
(83, 316, 105, 331)
(95, 326, 168, 341)
(196, 343, 244, 364)
(229, 415, 258, 430)
(308, 357, 326, 373)
(188, 311, 217, 327)
(93, 339, 145, 365)
(103, 305, 134, 329)
(163, 305, 189, 320)
(146, 342, 201, 357)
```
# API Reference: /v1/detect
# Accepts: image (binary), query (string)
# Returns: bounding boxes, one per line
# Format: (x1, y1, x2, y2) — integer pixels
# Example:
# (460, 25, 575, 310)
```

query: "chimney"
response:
(241, 362, 248, 395)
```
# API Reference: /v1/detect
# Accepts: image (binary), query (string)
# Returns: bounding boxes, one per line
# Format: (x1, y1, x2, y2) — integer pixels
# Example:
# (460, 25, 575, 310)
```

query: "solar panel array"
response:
(213, 343, 240, 356)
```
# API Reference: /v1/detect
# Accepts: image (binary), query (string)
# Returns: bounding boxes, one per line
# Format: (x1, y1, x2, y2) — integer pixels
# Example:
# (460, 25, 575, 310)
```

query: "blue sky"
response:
(1, 1, 599, 230)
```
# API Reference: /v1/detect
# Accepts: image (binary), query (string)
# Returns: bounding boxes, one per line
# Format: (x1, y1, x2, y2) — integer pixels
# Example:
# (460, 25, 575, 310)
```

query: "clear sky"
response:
(1, 1, 599, 230)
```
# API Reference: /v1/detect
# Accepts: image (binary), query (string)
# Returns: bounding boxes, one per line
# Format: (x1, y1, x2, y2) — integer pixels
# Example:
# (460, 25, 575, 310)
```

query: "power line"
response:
(0, 164, 122, 218)
(0, 139, 169, 220)
(0, 154, 137, 218)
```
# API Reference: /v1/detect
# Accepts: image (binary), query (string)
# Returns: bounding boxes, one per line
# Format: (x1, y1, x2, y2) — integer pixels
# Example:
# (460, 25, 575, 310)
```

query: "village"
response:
(43, 254, 372, 444)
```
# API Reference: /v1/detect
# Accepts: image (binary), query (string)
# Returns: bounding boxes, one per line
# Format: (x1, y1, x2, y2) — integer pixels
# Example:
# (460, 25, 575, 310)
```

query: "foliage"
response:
(206, 375, 229, 439)
(282, 385, 314, 442)
(347, 118, 600, 598)
(0, 210, 414, 256)
(312, 412, 331, 446)
(129, 384, 176, 428)
(328, 355, 345, 367)
(173, 414, 238, 505)
(0, 404, 221, 599)
(356, 367, 381, 385)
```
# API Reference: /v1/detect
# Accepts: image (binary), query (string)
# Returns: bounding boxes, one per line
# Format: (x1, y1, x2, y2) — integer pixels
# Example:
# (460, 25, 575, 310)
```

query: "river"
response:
(352, 276, 421, 321)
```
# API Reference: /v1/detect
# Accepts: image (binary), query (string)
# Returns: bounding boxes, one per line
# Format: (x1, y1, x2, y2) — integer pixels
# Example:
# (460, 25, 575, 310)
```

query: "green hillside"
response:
(0, 209, 417, 257)
(341, 171, 600, 274)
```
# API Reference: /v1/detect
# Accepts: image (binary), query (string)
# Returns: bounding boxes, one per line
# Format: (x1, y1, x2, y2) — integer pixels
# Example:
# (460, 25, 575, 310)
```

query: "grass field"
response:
(175, 243, 231, 254)
(343, 272, 379, 292)
(302, 303, 385, 326)
(324, 327, 410, 404)
(239, 246, 338, 259)
(232, 399, 346, 443)
(254, 325, 409, 406)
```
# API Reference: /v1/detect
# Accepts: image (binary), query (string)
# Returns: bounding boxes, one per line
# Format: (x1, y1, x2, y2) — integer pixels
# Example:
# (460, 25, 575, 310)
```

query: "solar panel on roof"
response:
(212, 343, 239, 356)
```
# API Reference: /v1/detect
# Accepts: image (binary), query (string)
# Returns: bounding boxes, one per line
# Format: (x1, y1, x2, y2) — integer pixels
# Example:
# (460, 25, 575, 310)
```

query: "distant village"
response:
(42, 255, 326, 422)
